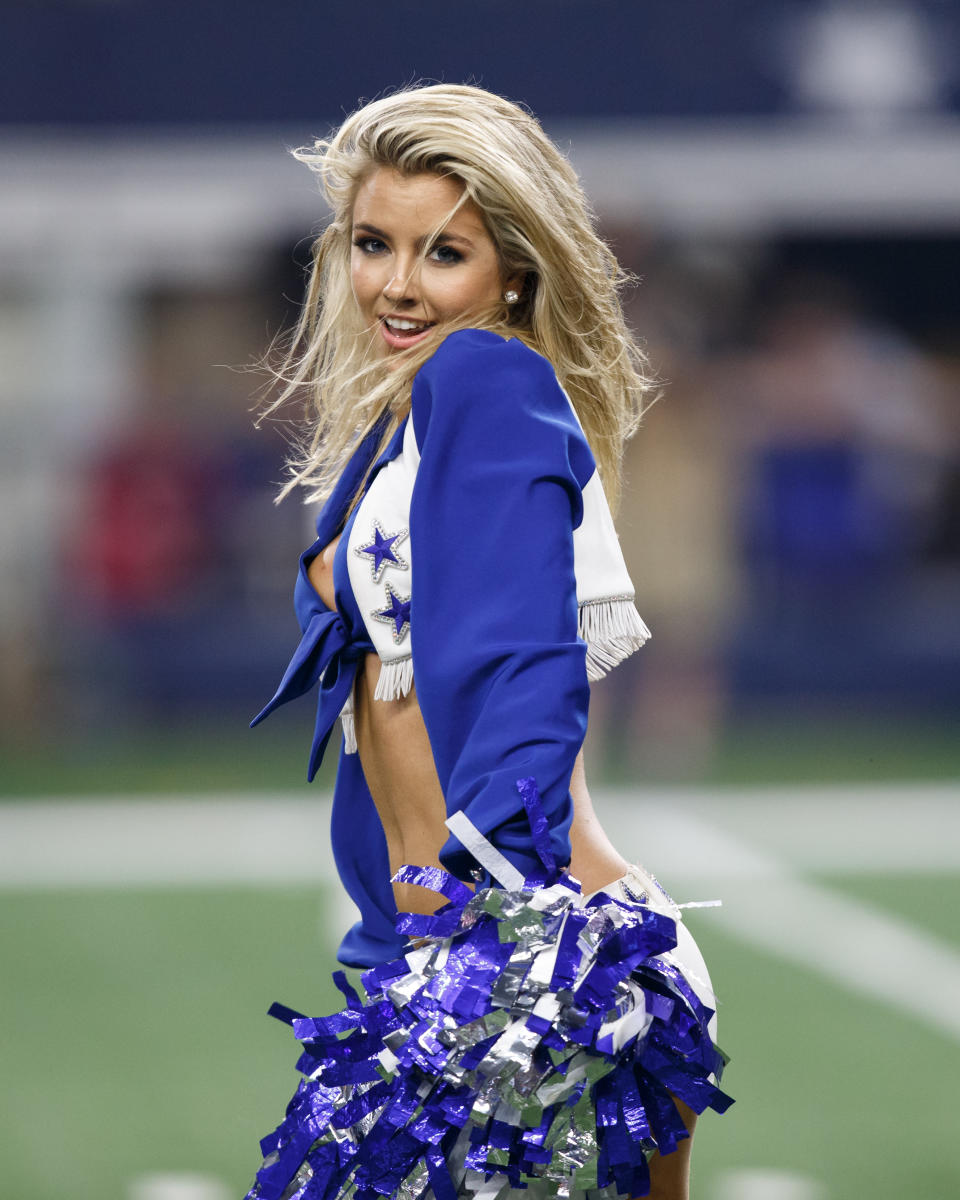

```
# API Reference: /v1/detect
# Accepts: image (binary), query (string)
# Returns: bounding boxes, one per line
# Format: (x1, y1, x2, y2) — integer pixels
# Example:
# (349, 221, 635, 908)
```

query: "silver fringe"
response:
(374, 655, 415, 702)
(352, 602, 646, 731)
(579, 597, 651, 683)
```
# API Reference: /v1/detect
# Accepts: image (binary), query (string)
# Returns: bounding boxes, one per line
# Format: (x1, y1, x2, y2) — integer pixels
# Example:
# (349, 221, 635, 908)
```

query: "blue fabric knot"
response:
(251, 565, 372, 781)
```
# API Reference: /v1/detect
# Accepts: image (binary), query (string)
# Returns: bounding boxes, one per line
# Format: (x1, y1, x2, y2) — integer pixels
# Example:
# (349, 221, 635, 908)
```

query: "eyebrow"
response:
(352, 221, 476, 249)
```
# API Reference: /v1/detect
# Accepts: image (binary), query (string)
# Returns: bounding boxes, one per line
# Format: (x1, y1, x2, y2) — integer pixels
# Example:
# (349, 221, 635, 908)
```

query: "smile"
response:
(384, 317, 432, 332)
(379, 315, 437, 350)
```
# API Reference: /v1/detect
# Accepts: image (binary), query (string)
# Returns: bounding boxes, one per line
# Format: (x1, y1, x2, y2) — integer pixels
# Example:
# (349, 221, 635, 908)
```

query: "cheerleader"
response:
(247, 84, 731, 1200)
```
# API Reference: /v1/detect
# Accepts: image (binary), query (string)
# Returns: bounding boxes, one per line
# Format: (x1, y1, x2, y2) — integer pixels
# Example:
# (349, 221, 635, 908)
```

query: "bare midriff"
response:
(309, 539, 629, 916)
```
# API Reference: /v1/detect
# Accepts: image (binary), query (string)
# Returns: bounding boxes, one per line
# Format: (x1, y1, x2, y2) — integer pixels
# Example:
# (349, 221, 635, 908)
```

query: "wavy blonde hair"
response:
(263, 83, 655, 513)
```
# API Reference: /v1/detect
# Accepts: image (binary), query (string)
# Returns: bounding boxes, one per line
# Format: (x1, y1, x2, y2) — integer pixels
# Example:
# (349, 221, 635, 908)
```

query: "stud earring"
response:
(503, 290, 519, 304)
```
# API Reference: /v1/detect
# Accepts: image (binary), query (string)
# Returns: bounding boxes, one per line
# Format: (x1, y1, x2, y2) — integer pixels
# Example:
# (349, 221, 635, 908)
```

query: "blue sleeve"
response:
(409, 330, 593, 883)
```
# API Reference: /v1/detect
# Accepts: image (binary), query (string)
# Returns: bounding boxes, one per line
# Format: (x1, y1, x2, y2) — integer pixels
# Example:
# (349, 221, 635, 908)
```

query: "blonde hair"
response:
(263, 83, 655, 513)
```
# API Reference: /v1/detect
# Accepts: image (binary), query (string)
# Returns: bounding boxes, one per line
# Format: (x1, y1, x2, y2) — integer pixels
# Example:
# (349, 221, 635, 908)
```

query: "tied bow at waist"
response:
(251, 576, 372, 780)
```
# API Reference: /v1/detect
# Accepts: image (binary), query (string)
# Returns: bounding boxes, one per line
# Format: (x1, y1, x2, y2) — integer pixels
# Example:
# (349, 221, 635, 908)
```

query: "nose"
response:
(382, 261, 418, 304)
(382, 275, 406, 302)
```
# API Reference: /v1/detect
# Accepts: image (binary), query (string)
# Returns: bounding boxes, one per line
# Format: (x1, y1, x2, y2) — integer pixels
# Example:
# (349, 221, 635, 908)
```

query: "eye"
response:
(429, 241, 464, 265)
(353, 236, 386, 255)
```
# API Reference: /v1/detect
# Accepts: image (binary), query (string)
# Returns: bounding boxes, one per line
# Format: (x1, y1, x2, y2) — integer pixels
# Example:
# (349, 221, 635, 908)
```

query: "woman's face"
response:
(350, 167, 516, 358)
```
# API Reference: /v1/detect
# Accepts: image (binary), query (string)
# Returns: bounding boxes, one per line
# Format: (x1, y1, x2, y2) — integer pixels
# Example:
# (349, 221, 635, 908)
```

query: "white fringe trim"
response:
(340, 691, 357, 754)
(579, 596, 651, 682)
(374, 655, 414, 702)
(351, 604, 643, 729)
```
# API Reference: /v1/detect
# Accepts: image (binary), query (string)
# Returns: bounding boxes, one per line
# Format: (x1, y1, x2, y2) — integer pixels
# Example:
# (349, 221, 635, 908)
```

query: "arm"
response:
(409, 329, 594, 883)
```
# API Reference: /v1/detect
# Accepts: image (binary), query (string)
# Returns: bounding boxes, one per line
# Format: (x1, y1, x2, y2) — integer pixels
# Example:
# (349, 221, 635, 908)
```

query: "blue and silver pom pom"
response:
(246, 779, 732, 1200)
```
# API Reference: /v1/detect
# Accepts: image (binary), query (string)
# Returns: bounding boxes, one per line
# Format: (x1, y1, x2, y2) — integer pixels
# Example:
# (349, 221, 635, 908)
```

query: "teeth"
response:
(384, 317, 431, 332)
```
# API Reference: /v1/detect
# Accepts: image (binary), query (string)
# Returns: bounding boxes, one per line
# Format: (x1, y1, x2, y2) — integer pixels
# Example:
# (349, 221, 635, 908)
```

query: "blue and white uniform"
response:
(247, 330, 731, 1200)
(254, 329, 649, 967)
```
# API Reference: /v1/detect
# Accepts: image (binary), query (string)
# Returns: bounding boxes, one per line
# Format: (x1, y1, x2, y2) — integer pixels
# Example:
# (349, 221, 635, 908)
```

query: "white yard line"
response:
(2, 785, 960, 1042)
(128, 1176, 230, 1200)
(715, 870, 960, 1041)
(603, 791, 960, 1043)
(602, 782, 960, 874)
(2, 783, 957, 887)
(710, 1169, 826, 1200)
(0, 794, 337, 887)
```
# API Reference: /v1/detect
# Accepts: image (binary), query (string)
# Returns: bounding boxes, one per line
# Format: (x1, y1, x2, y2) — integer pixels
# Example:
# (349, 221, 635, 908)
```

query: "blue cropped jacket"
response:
(254, 330, 649, 967)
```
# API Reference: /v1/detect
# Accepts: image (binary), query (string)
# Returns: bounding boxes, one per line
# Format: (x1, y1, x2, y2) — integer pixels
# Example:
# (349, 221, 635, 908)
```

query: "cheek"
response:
(474, 259, 507, 305)
(350, 256, 378, 307)
(434, 267, 503, 315)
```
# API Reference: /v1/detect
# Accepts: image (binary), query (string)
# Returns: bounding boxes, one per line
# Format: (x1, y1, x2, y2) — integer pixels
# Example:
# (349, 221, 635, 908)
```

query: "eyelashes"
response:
(352, 236, 386, 255)
(351, 236, 464, 265)
(429, 242, 464, 265)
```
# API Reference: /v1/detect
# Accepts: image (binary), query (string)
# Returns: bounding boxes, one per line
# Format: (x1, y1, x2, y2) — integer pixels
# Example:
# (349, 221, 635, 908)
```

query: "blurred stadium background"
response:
(2, 3, 958, 1198)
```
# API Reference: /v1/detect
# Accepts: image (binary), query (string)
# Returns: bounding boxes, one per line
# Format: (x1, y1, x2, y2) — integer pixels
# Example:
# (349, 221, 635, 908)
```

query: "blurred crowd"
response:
(602, 240, 959, 771)
(1, 226, 957, 771)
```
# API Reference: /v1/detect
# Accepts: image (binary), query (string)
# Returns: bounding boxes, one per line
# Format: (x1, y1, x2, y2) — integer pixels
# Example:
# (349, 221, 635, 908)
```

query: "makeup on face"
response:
(350, 168, 514, 357)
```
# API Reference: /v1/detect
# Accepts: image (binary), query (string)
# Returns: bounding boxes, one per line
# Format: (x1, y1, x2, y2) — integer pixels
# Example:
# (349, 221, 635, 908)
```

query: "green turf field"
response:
(2, 710, 959, 797)
(3, 850, 959, 1198)
(2, 712, 958, 1199)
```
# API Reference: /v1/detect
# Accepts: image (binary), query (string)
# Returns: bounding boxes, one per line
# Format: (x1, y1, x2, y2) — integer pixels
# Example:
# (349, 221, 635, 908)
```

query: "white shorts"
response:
(596, 863, 719, 1044)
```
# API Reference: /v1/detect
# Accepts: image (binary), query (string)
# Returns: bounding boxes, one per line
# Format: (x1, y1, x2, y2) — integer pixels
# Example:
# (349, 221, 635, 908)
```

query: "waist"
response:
(353, 652, 449, 916)
(353, 653, 630, 912)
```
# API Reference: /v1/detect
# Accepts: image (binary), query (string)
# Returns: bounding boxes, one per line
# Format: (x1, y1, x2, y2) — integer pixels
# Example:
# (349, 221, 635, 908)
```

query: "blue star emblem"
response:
(373, 582, 411, 644)
(355, 521, 408, 582)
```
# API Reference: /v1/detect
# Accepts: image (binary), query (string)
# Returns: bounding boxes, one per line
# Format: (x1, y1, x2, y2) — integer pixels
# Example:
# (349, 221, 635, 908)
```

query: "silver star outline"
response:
(354, 520, 409, 583)
(371, 580, 412, 645)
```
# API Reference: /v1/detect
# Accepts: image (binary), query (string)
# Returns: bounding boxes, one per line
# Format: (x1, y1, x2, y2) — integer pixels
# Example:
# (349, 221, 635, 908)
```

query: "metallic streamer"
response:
(246, 781, 732, 1200)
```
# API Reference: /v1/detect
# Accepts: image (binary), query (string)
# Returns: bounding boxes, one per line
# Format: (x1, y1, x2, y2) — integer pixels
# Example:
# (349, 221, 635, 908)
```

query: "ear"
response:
(503, 271, 524, 296)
